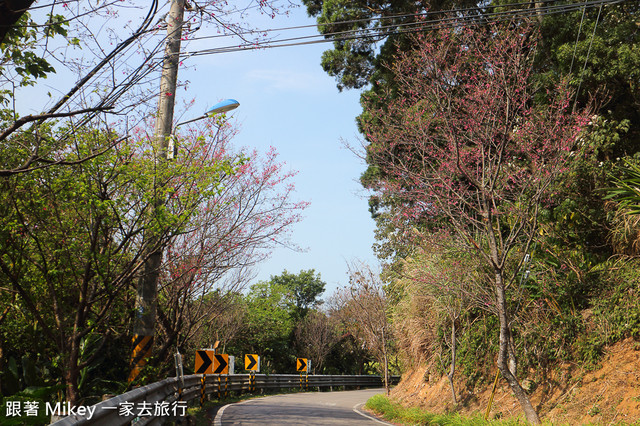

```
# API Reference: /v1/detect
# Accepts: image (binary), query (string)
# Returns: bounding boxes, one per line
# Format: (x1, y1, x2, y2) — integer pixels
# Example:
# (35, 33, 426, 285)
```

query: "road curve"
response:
(214, 388, 393, 425)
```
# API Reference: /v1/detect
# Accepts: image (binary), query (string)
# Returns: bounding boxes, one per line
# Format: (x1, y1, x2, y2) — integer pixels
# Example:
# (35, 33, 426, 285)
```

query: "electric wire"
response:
(183, 0, 624, 57)
(573, 2, 604, 108)
(568, 5, 588, 74)
(192, 0, 625, 44)
(185, 0, 563, 43)
(7, 0, 630, 141)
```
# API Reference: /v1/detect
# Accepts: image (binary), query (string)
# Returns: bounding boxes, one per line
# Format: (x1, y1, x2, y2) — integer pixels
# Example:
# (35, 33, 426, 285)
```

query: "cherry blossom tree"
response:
(152, 120, 308, 366)
(333, 261, 393, 394)
(361, 22, 591, 424)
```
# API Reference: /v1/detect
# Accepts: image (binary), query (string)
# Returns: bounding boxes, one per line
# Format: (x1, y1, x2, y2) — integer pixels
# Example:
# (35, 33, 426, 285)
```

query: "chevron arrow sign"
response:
(245, 354, 260, 371)
(296, 357, 307, 372)
(195, 350, 214, 374)
(213, 353, 229, 374)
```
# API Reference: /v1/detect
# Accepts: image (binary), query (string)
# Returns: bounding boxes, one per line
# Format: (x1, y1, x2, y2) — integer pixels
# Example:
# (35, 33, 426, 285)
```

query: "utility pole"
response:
(129, 0, 186, 383)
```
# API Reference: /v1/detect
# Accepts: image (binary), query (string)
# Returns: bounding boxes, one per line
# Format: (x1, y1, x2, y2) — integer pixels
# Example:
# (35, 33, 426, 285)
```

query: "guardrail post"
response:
(174, 351, 184, 401)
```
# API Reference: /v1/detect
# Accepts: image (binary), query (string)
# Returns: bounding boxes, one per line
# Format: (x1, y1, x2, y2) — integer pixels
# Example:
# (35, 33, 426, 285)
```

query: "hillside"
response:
(390, 338, 640, 424)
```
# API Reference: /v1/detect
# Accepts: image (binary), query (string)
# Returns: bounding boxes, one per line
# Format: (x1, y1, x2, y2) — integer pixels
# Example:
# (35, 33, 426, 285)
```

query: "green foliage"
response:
(0, 11, 68, 105)
(573, 260, 640, 366)
(606, 159, 640, 215)
(303, 0, 477, 91)
(222, 270, 360, 375)
(365, 394, 529, 425)
(323, 333, 374, 375)
(0, 124, 238, 400)
(1, 385, 64, 425)
(0, 129, 138, 399)
(229, 279, 296, 373)
(534, 2, 640, 118)
(269, 269, 326, 320)
(455, 314, 498, 387)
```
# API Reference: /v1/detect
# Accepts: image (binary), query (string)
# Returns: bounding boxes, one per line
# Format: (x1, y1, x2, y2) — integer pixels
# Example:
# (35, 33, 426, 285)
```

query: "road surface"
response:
(213, 388, 393, 425)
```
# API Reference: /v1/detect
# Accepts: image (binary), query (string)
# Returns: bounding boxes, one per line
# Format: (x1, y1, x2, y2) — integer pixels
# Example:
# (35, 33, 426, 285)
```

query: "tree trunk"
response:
(446, 318, 457, 405)
(64, 343, 80, 405)
(383, 351, 389, 395)
(495, 271, 540, 424)
(382, 329, 389, 395)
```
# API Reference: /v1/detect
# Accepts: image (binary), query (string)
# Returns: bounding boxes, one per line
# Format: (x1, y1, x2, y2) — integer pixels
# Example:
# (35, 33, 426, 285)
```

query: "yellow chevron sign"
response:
(213, 353, 229, 374)
(195, 350, 215, 374)
(245, 354, 260, 371)
(296, 357, 308, 372)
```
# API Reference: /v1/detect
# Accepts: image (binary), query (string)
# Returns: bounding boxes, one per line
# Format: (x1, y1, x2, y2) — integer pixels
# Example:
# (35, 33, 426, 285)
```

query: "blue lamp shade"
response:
(206, 99, 239, 115)
(169, 99, 239, 160)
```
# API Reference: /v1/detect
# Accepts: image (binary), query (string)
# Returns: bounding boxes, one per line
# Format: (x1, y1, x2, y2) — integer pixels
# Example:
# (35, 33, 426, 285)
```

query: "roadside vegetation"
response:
(304, 0, 640, 423)
(366, 394, 530, 426)
(365, 394, 640, 426)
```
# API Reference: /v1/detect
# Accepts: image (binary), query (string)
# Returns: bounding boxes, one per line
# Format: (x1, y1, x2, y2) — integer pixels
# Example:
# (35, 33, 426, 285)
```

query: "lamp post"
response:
(129, 100, 238, 383)
(129, 0, 240, 386)
(167, 99, 239, 159)
(129, 0, 186, 384)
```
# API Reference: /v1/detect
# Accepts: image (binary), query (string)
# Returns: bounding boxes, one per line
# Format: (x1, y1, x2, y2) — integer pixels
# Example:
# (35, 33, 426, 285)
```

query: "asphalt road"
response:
(213, 388, 394, 425)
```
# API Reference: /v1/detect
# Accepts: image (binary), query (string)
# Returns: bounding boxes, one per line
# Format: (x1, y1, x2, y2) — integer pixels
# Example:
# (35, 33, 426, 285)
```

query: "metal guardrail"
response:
(51, 374, 398, 425)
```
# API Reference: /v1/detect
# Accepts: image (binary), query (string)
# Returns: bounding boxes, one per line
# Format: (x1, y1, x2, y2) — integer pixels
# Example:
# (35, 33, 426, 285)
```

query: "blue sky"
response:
(192, 5, 378, 296)
(17, 2, 378, 298)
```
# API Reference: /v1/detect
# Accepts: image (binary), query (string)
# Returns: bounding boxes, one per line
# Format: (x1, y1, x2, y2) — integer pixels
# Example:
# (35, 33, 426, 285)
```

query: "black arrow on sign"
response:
(213, 354, 228, 374)
(297, 358, 307, 372)
(246, 355, 258, 370)
(196, 350, 212, 374)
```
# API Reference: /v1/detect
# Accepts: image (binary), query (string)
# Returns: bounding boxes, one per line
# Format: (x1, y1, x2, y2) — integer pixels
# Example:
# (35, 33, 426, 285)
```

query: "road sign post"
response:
(249, 371, 256, 392)
(200, 374, 206, 407)
(229, 355, 235, 375)
(174, 351, 184, 400)
(297, 358, 310, 390)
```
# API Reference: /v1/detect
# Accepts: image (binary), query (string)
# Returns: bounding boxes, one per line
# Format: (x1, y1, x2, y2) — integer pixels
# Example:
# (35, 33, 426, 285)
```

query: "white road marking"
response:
(214, 397, 264, 426)
(352, 402, 393, 424)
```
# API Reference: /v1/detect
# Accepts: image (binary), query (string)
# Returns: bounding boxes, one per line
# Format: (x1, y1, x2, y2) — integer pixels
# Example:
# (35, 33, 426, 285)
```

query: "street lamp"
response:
(167, 99, 240, 159)
(129, 98, 239, 384)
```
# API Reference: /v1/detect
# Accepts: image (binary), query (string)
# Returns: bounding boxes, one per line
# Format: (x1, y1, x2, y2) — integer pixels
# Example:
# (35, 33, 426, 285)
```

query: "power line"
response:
(183, 0, 625, 57)
(573, 2, 604, 108)
(7, 0, 629, 138)
(185, 0, 563, 43)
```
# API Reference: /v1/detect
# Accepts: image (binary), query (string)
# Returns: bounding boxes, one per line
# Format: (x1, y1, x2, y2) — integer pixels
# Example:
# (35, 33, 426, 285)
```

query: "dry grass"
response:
(390, 338, 640, 425)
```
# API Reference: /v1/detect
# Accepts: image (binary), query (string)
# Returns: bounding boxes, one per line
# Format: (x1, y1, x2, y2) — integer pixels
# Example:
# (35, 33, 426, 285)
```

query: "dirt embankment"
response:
(391, 338, 640, 424)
